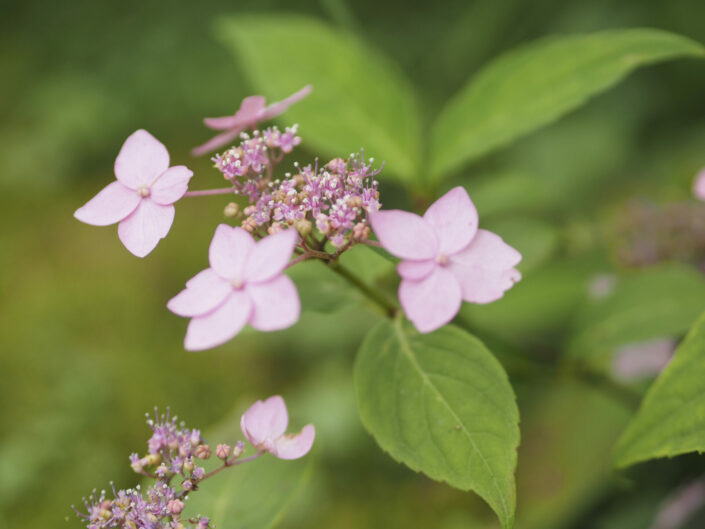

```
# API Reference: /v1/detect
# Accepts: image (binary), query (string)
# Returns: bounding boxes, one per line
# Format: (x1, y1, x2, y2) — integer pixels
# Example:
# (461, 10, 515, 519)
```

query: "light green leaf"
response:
(468, 171, 556, 219)
(184, 408, 313, 529)
(482, 217, 559, 275)
(614, 309, 705, 468)
(215, 15, 421, 181)
(566, 262, 705, 371)
(430, 29, 705, 180)
(354, 318, 519, 528)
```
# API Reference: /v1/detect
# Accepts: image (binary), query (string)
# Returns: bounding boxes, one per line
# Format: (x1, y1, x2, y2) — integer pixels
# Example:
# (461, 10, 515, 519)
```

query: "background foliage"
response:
(2, 0, 705, 528)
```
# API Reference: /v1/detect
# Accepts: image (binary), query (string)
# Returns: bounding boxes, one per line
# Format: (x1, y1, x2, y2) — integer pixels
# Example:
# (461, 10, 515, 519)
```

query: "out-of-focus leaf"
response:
(430, 29, 705, 180)
(468, 171, 556, 219)
(483, 217, 560, 275)
(566, 262, 705, 370)
(354, 318, 519, 529)
(515, 381, 632, 529)
(614, 310, 705, 468)
(215, 15, 421, 182)
(183, 407, 314, 529)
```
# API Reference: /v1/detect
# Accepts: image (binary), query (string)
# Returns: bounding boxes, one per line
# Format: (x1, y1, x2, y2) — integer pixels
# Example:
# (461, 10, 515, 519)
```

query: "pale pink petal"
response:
(450, 229, 522, 270)
(243, 229, 298, 283)
(235, 95, 268, 123)
(240, 395, 289, 446)
(208, 225, 255, 281)
(203, 115, 238, 130)
(368, 210, 438, 260)
(246, 275, 300, 331)
(184, 290, 252, 351)
(117, 200, 174, 257)
(397, 259, 436, 280)
(150, 166, 193, 205)
(114, 130, 170, 189)
(192, 127, 246, 157)
(74, 181, 140, 226)
(271, 424, 315, 460)
(449, 264, 521, 304)
(399, 267, 462, 333)
(423, 186, 479, 255)
(167, 269, 232, 317)
(259, 85, 312, 121)
(694, 168, 705, 201)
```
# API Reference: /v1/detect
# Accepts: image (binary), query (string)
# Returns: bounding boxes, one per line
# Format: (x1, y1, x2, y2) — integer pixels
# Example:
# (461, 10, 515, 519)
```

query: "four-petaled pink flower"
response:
(168, 225, 301, 351)
(693, 167, 705, 201)
(241, 395, 315, 460)
(74, 129, 193, 257)
(192, 85, 312, 156)
(369, 186, 522, 333)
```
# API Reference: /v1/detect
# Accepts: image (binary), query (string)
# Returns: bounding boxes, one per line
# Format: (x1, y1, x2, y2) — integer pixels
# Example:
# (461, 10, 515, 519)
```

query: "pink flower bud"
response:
(215, 444, 231, 459)
(194, 444, 211, 459)
(168, 499, 185, 515)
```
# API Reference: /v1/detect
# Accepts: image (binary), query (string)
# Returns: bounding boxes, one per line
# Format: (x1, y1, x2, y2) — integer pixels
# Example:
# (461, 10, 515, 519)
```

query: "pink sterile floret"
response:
(167, 225, 301, 351)
(74, 129, 193, 258)
(192, 85, 312, 156)
(369, 186, 522, 333)
(693, 167, 705, 201)
(240, 395, 315, 460)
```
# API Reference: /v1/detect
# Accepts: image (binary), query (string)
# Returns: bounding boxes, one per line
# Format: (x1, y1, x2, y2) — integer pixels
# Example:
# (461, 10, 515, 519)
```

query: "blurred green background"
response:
(2, 1, 705, 528)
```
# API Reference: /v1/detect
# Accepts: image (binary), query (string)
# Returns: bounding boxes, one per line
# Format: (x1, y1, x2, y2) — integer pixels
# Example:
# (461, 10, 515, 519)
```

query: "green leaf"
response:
(482, 217, 559, 275)
(215, 15, 421, 181)
(566, 262, 705, 371)
(430, 29, 705, 180)
(354, 318, 519, 528)
(184, 408, 314, 529)
(614, 309, 705, 468)
(469, 171, 557, 219)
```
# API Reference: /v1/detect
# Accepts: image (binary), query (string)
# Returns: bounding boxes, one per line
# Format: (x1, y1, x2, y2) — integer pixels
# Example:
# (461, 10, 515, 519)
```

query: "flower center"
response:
(230, 277, 244, 289)
(137, 185, 150, 198)
(436, 253, 449, 266)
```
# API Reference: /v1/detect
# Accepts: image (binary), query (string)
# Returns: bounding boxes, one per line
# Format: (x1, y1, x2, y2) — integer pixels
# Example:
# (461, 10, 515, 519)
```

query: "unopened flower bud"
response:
(190, 430, 201, 446)
(347, 196, 363, 209)
(231, 441, 245, 459)
(183, 458, 194, 472)
(192, 466, 205, 480)
(224, 202, 240, 218)
(198, 516, 210, 529)
(216, 444, 231, 460)
(352, 222, 370, 241)
(181, 479, 193, 491)
(267, 222, 284, 234)
(144, 453, 161, 466)
(156, 464, 169, 478)
(295, 219, 312, 237)
(242, 217, 257, 233)
(195, 444, 211, 459)
(243, 206, 256, 216)
(168, 499, 185, 515)
(130, 453, 143, 473)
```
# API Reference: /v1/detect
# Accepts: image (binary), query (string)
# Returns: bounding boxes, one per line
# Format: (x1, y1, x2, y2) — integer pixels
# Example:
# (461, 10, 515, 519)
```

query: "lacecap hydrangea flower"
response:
(369, 186, 522, 333)
(74, 129, 193, 257)
(168, 225, 300, 351)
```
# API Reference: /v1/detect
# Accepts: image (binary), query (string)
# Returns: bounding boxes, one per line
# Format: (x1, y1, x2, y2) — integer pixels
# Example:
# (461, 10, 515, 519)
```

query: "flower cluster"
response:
(74, 397, 314, 529)
(232, 153, 381, 247)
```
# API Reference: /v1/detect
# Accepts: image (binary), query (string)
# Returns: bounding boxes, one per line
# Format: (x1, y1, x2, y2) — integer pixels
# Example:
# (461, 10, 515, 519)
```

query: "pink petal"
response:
(694, 168, 705, 201)
(184, 290, 252, 351)
(450, 229, 522, 270)
(259, 85, 312, 121)
(208, 225, 255, 281)
(167, 268, 232, 317)
(397, 259, 436, 280)
(114, 130, 170, 189)
(150, 166, 193, 205)
(235, 95, 268, 123)
(449, 264, 521, 304)
(240, 395, 289, 446)
(203, 115, 238, 131)
(271, 424, 315, 460)
(74, 181, 140, 226)
(117, 200, 174, 257)
(243, 229, 298, 283)
(423, 186, 479, 255)
(246, 275, 300, 331)
(399, 267, 462, 333)
(191, 127, 246, 157)
(368, 210, 438, 260)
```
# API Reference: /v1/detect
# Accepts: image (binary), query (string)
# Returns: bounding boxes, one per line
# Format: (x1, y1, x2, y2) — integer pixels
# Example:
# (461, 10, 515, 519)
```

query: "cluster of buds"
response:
(227, 151, 381, 248)
(74, 398, 314, 529)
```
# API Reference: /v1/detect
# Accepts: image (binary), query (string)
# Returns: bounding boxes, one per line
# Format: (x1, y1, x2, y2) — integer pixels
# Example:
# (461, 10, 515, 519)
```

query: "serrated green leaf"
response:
(430, 29, 705, 180)
(614, 309, 705, 468)
(354, 318, 519, 528)
(215, 15, 421, 182)
(183, 408, 313, 529)
(566, 262, 705, 371)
